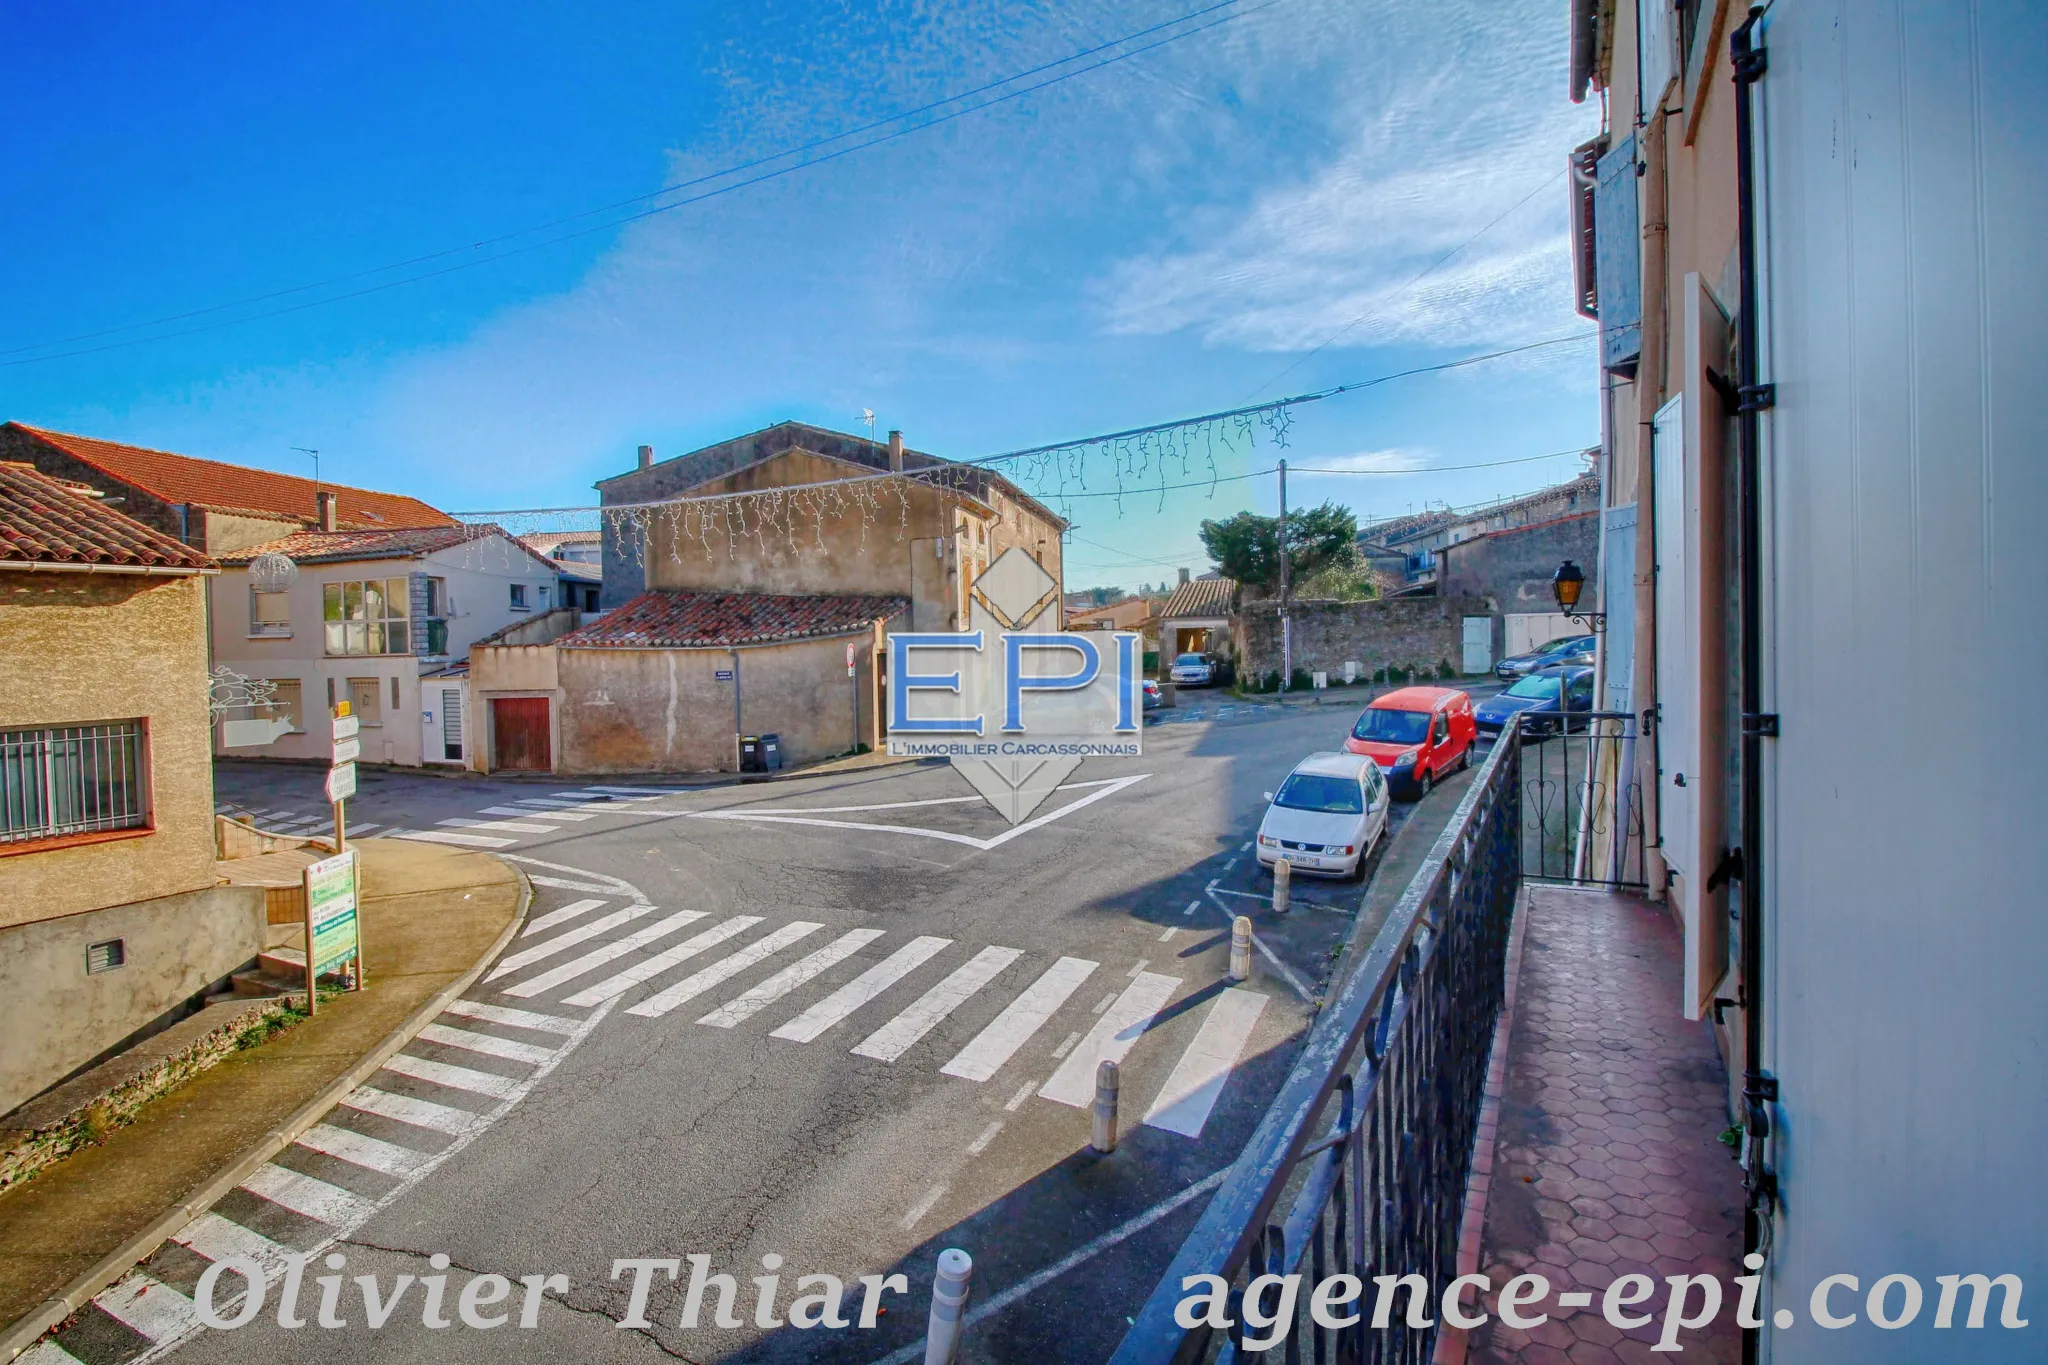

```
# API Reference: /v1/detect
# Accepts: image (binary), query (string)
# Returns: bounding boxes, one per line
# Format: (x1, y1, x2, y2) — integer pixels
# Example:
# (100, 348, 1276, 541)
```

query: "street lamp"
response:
(1551, 559, 1606, 632)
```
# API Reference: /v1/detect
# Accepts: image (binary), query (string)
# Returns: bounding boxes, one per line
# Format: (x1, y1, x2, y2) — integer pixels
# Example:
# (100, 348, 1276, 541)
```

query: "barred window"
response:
(322, 578, 411, 655)
(0, 722, 149, 846)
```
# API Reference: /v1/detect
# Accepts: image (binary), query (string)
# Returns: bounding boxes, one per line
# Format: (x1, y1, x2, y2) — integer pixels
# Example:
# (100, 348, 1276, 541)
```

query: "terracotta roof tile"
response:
(215, 523, 552, 569)
(560, 590, 908, 649)
(1160, 576, 1235, 618)
(3, 424, 455, 531)
(0, 462, 213, 570)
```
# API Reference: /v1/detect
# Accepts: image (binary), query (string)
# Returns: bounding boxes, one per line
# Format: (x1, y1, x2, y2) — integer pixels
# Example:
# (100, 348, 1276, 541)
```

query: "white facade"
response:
(210, 533, 557, 768)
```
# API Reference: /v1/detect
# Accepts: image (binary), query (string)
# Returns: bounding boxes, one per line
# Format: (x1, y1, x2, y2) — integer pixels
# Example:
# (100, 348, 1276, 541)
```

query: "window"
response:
(1274, 773, 1365, 815)
(249, 586, 292, 637)
(537, 584, 549, 608)
(349, 678, 384, 727)
(423, 577, 447, 617)
(1432, 713, 1451, 746)
(510, 583, 529, 611)
(266, 679, 304, 732)
(390, 676, 401, 711)
(87, 939, 126, 973)
(1352, 710, 1431, 746)
(1, 721, 149, 846)
(323, 578, 411, 655)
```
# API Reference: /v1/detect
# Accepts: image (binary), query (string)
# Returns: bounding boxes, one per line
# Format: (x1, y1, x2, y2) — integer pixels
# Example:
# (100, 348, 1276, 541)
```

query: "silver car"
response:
(1169, 652, 1215, 686)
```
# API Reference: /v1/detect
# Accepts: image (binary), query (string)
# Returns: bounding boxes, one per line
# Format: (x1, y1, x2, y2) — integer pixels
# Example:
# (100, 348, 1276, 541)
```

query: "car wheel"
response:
(1457, 746, 1470, 773)
(1421, 768, 1435, 796)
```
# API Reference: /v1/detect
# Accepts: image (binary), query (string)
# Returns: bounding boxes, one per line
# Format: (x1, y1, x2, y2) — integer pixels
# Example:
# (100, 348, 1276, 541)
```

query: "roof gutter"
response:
(4, 561, 216, 577)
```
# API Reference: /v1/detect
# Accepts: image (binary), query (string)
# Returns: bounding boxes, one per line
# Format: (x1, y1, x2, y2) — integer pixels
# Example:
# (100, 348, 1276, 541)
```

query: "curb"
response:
(0, 859, 532, 1363)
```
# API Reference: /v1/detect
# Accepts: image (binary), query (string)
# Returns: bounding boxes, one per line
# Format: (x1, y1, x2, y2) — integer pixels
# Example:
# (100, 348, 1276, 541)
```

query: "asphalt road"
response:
(140, 698, 1478, 1365)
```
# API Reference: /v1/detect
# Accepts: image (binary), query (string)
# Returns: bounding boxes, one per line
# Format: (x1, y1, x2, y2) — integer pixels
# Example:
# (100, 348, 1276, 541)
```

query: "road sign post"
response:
(330, 704, 357, 853)
(301, 849, 363, 1013)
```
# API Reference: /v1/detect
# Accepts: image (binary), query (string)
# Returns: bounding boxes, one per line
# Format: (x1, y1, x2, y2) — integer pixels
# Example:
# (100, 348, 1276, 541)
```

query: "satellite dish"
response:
(249, 551, 298, 594)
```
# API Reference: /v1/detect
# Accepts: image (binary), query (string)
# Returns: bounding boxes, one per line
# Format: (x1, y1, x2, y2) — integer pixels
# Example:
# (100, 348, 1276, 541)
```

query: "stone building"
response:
(0, 463, 263, 1115)
(1434, 508, 1602, 666)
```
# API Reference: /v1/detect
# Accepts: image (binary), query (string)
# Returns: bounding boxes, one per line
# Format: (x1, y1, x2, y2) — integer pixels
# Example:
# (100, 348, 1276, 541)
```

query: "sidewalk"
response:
(0, 839, 524, 1354)
(1447, 884, 1743, 1365)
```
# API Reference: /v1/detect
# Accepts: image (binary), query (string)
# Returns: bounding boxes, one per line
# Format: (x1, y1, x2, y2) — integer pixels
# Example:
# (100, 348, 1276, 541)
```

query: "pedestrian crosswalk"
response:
(213, 788, 676, 854)
(26, 986, 607, 1365)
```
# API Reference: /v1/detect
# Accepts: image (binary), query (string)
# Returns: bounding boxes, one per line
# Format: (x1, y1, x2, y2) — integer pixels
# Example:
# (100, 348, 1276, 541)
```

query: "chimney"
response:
(317, 490, 339, 532)
(638, 444, 654, 471)
(1178, 567, 1191, 586)
(887, 430, 904, 473)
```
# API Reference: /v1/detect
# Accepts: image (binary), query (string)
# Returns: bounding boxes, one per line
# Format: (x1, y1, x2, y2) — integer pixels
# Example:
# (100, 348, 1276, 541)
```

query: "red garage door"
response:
(492, 697, 551, 772)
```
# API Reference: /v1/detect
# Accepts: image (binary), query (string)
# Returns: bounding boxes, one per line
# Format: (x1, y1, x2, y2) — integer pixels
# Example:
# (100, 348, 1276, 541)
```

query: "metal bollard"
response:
(1091, 1059, 1120, 1153)
(923, 1248, 972, 1365)
(1273, 858, 1292, 913)
(1229, 916, 1253, 983)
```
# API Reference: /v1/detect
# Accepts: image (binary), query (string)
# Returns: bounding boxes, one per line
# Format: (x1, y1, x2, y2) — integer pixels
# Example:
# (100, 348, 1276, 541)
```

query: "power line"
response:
(3, 0, 1283, 369)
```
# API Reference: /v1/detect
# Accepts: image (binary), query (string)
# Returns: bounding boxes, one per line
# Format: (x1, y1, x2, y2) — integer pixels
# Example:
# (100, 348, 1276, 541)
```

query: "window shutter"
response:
(1594, 134, 1642, 375)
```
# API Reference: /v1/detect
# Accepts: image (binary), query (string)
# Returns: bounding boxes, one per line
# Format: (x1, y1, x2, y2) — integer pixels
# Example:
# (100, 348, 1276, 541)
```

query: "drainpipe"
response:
(730, 647, 743, 772)
(1730, 11, 1778, 1363)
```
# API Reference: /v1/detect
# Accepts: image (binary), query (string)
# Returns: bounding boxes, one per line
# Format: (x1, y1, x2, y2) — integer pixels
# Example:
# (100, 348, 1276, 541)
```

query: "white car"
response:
(1169, 652, 1215, 686)
(1255, 751, 1391, 879)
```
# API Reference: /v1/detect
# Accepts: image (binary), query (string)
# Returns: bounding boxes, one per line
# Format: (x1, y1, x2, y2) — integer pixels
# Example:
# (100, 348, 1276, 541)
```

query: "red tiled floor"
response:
(1457, 885, 1743, 1365)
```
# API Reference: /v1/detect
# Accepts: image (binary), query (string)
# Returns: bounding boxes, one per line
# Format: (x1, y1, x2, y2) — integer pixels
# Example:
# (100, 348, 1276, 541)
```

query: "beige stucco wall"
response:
(0, 884, 265, 1114)
(0, 570, 218, 930)
(557, 629, 884, 774)
(198, 508, 302, 557)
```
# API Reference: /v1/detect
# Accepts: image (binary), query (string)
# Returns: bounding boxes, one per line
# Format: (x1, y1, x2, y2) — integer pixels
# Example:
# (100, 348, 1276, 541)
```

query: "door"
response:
(1652, 393, 1693, 882)
(1428, 709, 1453, 774)
(492, 697, 551, 771)
(441, 686, 465, 762)
(1460, 615, 1492, 674)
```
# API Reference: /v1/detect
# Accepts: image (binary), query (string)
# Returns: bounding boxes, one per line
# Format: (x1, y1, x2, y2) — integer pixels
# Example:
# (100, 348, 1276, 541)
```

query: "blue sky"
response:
(0, 0, 1600, 590)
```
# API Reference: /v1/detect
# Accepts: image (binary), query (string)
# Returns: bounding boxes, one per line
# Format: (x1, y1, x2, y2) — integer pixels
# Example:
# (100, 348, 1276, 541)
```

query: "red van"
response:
(1342, 685, 1477, 798)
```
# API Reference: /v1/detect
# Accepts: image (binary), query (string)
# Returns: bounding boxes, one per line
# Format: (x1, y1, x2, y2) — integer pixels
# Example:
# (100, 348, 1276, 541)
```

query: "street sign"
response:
(333, 714, 360, 741)
(331, 736, 361, 764)
(715, 669, 735, 681)
(222, 716, 292, 748)
(847, 641, 857, 677)
(334, 700, 352, 719)
(302, 851, 362, 1011)
(325, 762, 356, 803)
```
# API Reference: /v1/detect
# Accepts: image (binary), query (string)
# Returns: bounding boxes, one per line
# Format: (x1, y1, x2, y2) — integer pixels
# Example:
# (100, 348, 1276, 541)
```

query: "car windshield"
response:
(1351, 709, 1431, 745)
(1505, 675, 1563, 700)
(1274, 773, 1364, 814)
(1543, 636, 1592, 655)
(1174, 654, 1206, 666)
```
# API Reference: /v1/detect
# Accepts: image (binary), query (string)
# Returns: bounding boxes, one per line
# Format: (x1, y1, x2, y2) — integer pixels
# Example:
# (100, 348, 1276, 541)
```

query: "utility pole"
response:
(1277, 459, 1291, 690)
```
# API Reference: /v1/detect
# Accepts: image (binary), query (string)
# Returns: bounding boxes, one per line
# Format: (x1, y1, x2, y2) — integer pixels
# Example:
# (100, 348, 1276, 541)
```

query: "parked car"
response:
(1494, 633, 1596, 680)
(1169, 652, 1215, 686)
(1142, 678, 1162, 710)
(1343, 685, 1477, 798)
(1255, 751, 1391, 879)
(1475, 664, 1595, 738)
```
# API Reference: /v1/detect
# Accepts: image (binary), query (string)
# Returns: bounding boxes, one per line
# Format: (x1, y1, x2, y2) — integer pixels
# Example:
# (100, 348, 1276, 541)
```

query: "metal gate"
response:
(1518, 710, 1647, 888)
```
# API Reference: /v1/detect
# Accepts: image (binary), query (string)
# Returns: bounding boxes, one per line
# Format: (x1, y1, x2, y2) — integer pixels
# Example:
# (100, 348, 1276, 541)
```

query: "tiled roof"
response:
(2, 424, 456, 531)
(0, 462, 213, 571)
(560, 590, 908, 649)
(215, 523, 551, 569)
(1160, 576, 1235, 618)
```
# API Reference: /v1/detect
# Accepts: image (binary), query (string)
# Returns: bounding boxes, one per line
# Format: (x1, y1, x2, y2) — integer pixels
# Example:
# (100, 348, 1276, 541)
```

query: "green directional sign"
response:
(304, 850, 360, 979)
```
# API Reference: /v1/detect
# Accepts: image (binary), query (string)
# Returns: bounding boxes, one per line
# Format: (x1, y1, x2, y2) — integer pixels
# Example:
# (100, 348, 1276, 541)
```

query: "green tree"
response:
(1198, 502, 1361, 596)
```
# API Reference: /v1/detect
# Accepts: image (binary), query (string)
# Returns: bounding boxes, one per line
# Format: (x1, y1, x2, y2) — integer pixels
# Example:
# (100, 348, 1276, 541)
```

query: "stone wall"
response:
(1236, 595, 1495, 682)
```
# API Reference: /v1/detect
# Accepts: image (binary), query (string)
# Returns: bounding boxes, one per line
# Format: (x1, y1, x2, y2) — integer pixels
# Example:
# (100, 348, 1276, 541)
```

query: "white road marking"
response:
(713, 778, 1122, 818)
(294, 1123, 429, 1176)
(526, 875, 618, 893)
(941, 957, 1098, 1083)
(340, 1086, 479, 1135)
(96, 1274, 198, 1342)
(900, 1184, 947, 1229)
(696, 929, 884, 1027)
(396, 829, 518, 849)
(1039, 972, 1183, 1107)
(1208, 886, 1267, 901)
(1126, 959, 1150, 977)
(345, 822, 382, 837)
(626, 922, 825, 1018)
(513, 798, 606, 811)
(416, 1022, 558, 1065)
(852, 947, 1021, 1062)
(1090, 991, 1118, 1015)
(1158, 926, 1177, 943)
(485, 803, 600, 821)
(770, 936, 952, 1043)
(499, 910, 709, 997)
(966, 1121, 1004, 1155)
(1240, 841, 1254, 852)
(485, 905, 658, 980)
(240, 1163, 378, 1225)
(1003, 1082, 1036, 1112)
(862, 1168, 1232, 1365)
(500, 854, 648, 903)
(1142, 988, 1270, 1137)
(175, 1211, 294, 1273)
(1051, 1031, 1082, 1059)
(560, 916, 762, 1007)
(1183, 899, 1201, 917)
(440, 999, 580, 1034)
(687, 774, 1150, 853)
(440, 816, 559, 834)
(580, 786, 688, 796)
(378, 1052, 521, 1099)
(520, 897, 609, 937)
(1203, 887, 1317, 1002)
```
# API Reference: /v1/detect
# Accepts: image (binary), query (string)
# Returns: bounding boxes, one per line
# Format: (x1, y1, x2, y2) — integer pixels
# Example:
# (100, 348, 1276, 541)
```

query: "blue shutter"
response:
(1595, 135, 1642, 374)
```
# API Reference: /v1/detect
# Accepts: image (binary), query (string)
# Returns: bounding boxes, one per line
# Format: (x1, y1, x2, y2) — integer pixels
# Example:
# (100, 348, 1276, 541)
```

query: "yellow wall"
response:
(0, 570, 219, 930)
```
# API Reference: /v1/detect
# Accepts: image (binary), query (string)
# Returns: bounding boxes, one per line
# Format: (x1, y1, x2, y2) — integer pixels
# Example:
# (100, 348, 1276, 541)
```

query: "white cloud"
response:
(1294, 446, 1435, 473)
(1097, 2, 1602, 353)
